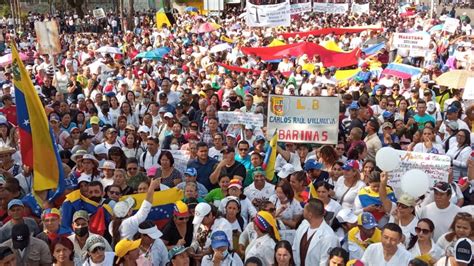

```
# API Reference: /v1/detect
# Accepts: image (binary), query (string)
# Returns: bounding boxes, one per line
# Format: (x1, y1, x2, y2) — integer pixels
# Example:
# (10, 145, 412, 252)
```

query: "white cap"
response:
(77, 173, 91, 184)
(278, 163, 296, 178)
(164, 112, 173, 119)
(336, 209, 358, 224)
(113, 197, 136, 218)
(94, 144, 108, 155)
(138, 125, 150, 134)
(138, 225, 163, 240)
(192, 202, 211, 225)
(100, 160, 116, 170)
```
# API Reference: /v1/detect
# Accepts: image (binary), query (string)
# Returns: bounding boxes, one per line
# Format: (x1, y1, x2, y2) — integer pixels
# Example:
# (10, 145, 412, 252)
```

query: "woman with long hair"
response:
(51, 236, 80, 266)
(245, 211, 280, 265)
(328, 247, 349, 266)
(446, 129, 472, 181)
(0, 118, 12, 147)
(155, 151, 183, 187)
(108, 96, 121, 124)
(273, 240, 295, 266)
(109, 147, 127, 169)
(314, 181, 342, 225)
(116, 115, 128, 137)
(77, 154, 101, 182)
(161, 200, 194, 249)
(436, 212, 473, 254)
(413, 127, 445, 154)
(270, 179, 302, 229)
(334, 160, 366, 209)
(360, 159, 376, 184)
(318, 145, 339, 171)
(219, 179, 257, 226)
(122, 132, 142, 160)
(407, 218, 444, 264)
(112, 169, 134, 196)
(289, 171, 309, 204)
(110, 178, 160, 247)
(205, 175, 230, 207)
(201, 231, 243, 266)
(120, 101, 139, 127)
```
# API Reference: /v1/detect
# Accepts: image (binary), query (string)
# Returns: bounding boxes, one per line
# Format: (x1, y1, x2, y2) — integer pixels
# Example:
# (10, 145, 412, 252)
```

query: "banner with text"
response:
(351, 3, 370, 15)
(246, 0, 291, 27)
(313, 3, 349, 14)
(388, 150, 450, 197)
(290, 0, 312, 15)
(218, 111, 264, 128)
(267, 95, 339, 144)
(393, 32, 430, 50)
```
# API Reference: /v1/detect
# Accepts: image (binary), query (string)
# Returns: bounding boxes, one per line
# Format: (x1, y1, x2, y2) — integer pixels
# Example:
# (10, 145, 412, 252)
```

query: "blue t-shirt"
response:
(187, 157, 218, 191)
(413, 114, 435, 129)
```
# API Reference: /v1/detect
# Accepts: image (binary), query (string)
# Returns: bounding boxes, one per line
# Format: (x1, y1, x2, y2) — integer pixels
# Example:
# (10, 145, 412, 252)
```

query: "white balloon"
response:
(375, 147, 401, 172)
(401, 169, 430, 198)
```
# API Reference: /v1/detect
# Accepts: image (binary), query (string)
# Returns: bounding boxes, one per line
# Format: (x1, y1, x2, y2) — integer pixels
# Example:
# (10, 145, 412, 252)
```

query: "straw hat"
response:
(0, 145, 15, 155)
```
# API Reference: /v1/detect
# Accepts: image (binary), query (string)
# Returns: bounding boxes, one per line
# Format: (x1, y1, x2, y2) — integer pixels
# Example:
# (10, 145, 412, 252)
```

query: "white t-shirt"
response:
(419, 203, 461, 242)
(409, 240, 444, 262)
(209, 146, 223, 161)
(269, 195, 303, 221)
(361, 243, 413, 266)
(243, 182, 275, 202)
(334, 177, 366, 209)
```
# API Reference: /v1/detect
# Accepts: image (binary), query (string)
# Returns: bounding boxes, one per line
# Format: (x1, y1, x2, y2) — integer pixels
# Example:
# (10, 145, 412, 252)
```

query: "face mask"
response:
(90, 196, 102, 203)
(74, 226, 88, 237)
(170, 144, 179, 150)
(229, 96, 237, 101)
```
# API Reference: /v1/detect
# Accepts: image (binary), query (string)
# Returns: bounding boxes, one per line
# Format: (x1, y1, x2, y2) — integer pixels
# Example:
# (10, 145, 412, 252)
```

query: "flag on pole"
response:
(156, 9, 171, 28)
(262, 131, 278, 181)
(12, 43, 65, 194)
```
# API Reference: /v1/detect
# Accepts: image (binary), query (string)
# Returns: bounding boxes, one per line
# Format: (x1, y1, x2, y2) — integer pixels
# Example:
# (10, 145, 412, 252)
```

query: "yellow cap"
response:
(115, 239, 141, 259)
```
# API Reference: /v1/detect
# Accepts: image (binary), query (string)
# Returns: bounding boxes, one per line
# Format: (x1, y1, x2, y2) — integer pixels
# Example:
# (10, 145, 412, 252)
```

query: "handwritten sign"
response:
(313, 3, 349, 14)
(393, 32, 430, 50)
(93, 8, 106, 19)
(267, 95, 339, 144)
(218, 111, 264, 128)
(388, 150, 450, 197)
(246, 0, 291, 27)
(442, 17, 460, 33)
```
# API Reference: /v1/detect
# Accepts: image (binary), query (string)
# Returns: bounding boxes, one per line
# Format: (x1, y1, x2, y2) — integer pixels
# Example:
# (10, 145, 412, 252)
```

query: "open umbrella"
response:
(185, 6, 198, 12)
(197, 22, 221, 33)
(436, 70, 474, 89)
(210, 43, 232, 54)
(87, 60, 113, 74)
(95, 46, 123, 54)
(0, 53, 28, 66)
(135, 47, 171, 60)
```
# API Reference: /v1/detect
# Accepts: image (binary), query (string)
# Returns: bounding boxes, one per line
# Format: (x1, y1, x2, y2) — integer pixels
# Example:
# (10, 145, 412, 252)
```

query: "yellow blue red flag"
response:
(263, 131, 278, 181)
(11, 43, 65, 193)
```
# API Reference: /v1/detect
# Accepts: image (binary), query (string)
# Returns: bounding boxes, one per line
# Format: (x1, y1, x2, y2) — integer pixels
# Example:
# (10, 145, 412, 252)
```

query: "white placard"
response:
(351, 3, 370, 15)
(163, 149, 190, 174)
(246, 0, 291, 27)
(267, 95, 339, 144)
(443, 17, 460, 33)
(218, 111, 264, 128)
(388, 150, 450, 198)
(393, 32, 430, 50)
(463, 77, 474, 100)
(204, 0, 225, 11)
(313, 3, 349, 14)
(93, 8, 106, 19)
(290, 0, 312, 15)
(34, 21, 61, 55)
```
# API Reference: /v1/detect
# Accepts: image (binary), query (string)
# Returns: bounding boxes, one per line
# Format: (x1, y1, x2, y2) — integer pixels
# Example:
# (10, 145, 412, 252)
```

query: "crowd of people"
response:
(0, 2, 470, 266)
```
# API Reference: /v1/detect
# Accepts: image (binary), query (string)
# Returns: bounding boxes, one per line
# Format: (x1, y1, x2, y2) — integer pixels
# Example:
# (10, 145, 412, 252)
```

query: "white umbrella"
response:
(210, 43, 231, 54)
(95, 46, 123, 54)
(87, 60, 113, 74)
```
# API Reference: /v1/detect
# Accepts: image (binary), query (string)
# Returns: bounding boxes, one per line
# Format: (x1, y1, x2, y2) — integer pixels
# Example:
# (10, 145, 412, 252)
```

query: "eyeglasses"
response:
(397, 203, 410, 209)
(415, 227, 431, 235)
(91, 246, 105, 253)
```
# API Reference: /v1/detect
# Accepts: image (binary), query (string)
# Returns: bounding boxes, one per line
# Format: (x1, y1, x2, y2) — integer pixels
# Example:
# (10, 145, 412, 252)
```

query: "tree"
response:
(66, 0, 85, 18)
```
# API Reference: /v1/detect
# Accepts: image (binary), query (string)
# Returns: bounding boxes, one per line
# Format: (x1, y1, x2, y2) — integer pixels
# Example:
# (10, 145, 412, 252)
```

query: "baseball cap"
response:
(447, 105, 459, 113)
(90, 116, 100, 125)
(211, 231, 230, 249)
(42, 208, 61, 219)
(192, 202, 211, 225)
(99, 160, 116, 170)
(336, 209, 358, 224)
(397, 194, 416, 207)
(168, 246, 190, 260)
(164, 112, 173, 119)
(226, 133, 236, 139)
(173, 200, 189, 217)
(94, 145, 108, 155)
(304, 159, 323, 171)
(445, 120, 459, 131)
(381, 122, 393, 129)
(11, 223, 29, 249)
(138, 221, 163, 239)
(348, 102, 360, 110)
(253, 167, 266, 177)
(255, 135, 265, 143)
(113, 197, 136, 218)
(79, 133, 94, 142)
(278, 163, 296, 178)
(184, 167, 197, 176)
(138, 125, 150, 134)
(382, 111, 393, 119)
(49, 114, 60, 122)
(85, 235, 106, 253)
(222, 102, 230, 108)
(454, 238, 473, 264)
(147, 166, 158, 177)
(358, 212, 378, 229)
(228, 179, 243, 190)
(73, 210, 89, 222)
(158, 92, 167, 99)
(342, 160, 359, 171)
(115, 239, 141, 259)
(433, 181, 452, 193)
(7, 199, 24, 210)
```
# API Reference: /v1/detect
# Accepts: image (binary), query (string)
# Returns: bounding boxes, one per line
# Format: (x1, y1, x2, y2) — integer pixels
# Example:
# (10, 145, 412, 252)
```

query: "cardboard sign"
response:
(246, 0, 291, 27)
(93, 8, 106, 19)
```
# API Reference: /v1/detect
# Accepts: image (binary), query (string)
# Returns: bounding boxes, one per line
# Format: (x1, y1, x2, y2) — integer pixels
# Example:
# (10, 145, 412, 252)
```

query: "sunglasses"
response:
(415, 227, 431, 235)
(91, 246, 105, 253)
(109, 191, 121, 195)
(177, 216, 189, 221)
(127, 167, 138, 170)
(239, 148, 248, 151)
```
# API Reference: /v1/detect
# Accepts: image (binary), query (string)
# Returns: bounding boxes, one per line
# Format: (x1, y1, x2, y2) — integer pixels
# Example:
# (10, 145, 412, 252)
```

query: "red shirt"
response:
(0, 105, 17, 125)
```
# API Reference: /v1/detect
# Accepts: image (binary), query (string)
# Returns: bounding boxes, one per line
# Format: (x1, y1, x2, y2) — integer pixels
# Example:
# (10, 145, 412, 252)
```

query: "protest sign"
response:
(34, 21, 61, 55)
(443, 17, 460, 33)
(462, 77, 474, 100)
(388, 150, 450, 197)
(218, 111, 264, 128)
(163, 149, 190, 174)
(267, 95, 339, 144)
(93, 8, 106, 19)
(351, 3, 370, 15)
(393, 32, 430, 50)
(290, 0, 312, 15)
(246, 0, 291, 27)
(313, 3, 349, 14)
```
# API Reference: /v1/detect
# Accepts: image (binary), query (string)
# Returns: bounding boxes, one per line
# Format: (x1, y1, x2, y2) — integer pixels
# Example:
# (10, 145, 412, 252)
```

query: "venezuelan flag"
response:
(357, 186, 396, 221)
(12, 43, 65, 194)
(156, 9, 171, 28)
(122, 188, 184, 229)
(381, 63, 422, 80)
(263, 132, 277, 182)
